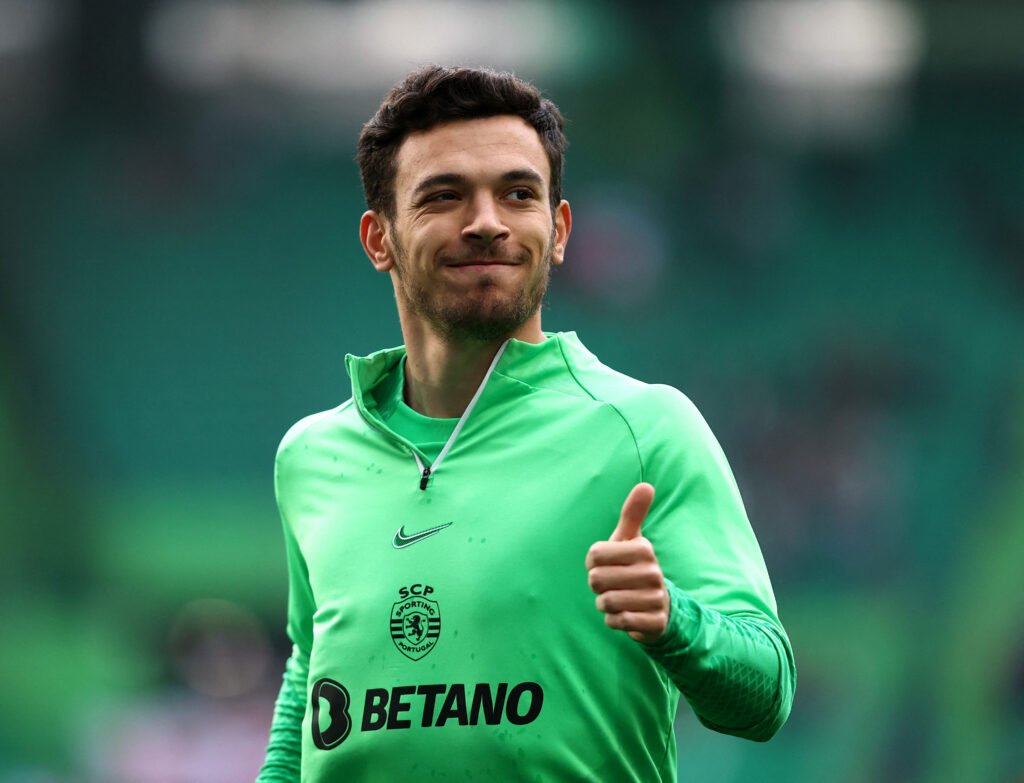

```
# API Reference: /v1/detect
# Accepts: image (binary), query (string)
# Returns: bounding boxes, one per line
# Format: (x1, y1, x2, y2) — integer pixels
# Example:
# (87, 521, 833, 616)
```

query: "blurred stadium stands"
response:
(1, 1, 1022, 781)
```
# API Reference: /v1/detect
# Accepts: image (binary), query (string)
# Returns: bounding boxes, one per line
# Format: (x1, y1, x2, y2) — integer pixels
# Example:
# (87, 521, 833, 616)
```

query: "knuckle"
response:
(643, 564, 663, 584)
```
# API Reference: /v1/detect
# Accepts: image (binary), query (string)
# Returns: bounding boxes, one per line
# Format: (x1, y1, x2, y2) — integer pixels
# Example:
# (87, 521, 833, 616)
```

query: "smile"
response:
(445, 259, 519, 267)
(443, 261, 522, 273)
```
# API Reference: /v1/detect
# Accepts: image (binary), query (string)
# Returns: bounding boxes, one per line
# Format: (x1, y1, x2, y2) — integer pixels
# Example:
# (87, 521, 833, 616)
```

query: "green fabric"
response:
(257, 332, 795, 782)
(648, 583, 795, 741)
(374, 357, 458, 464)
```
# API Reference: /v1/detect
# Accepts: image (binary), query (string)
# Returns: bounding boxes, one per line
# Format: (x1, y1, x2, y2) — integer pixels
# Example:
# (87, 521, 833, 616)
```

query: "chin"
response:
(433, 296, 536, 342)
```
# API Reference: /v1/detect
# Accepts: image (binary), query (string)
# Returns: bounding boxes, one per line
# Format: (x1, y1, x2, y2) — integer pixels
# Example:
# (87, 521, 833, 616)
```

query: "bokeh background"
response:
(2, 0, 1023, 780)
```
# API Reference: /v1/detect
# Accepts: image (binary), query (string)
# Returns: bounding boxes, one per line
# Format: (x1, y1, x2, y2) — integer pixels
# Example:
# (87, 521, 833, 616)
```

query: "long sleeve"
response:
(625, 384, 796, 740)
(256, 647, 309, 781)
(257, 426, 319, 781)
(643, 580, 796, 740)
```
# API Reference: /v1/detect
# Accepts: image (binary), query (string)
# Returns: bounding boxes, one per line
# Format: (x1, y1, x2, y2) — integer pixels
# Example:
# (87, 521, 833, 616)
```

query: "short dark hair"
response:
(357, 65, 567, 219)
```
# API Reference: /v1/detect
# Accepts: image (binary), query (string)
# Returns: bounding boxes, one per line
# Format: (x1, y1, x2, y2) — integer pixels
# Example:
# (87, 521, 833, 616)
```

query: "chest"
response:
(285, 413, 639, 625)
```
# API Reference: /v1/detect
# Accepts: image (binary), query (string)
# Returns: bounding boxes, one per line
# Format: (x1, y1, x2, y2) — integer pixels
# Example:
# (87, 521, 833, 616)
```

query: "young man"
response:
(258, 65, 795, 782)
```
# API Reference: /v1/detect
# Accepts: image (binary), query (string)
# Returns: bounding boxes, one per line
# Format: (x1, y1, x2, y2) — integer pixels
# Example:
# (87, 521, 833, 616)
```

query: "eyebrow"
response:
(411, 168, 545, 197)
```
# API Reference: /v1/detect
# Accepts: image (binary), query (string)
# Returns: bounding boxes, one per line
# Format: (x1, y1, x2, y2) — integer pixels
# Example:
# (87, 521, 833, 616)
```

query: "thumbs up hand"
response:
(585, 483, 669, 645)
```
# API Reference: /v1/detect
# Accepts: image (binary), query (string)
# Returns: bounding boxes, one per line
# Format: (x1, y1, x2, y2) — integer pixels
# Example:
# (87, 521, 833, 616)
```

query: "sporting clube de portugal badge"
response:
(391, 584, 441, 661)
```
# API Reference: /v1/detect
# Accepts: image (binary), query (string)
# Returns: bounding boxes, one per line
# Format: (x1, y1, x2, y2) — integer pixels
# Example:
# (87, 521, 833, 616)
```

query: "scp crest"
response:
(391, 584, 441, 661)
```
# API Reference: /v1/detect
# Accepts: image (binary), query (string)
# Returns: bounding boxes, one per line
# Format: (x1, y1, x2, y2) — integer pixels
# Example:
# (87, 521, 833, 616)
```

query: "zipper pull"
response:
(419, 466, 431, 491)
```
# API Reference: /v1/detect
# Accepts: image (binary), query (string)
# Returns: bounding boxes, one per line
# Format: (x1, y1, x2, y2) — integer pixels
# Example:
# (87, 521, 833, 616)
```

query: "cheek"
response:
(409, 221, 455, 255)
(534, 231, 556, 259)
(514, 218, 552, 252)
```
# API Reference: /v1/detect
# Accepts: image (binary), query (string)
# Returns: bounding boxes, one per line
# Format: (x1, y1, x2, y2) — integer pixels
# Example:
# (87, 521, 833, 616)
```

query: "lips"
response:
(444, 259, 518, 267)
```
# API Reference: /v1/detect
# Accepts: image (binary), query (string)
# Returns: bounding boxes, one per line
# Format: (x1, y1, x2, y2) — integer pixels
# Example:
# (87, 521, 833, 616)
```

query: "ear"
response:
(551, 199, 572, 266)
(360, 210, 395, 272)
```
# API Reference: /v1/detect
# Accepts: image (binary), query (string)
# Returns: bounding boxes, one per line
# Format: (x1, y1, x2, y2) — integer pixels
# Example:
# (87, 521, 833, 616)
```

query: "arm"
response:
(643, 581, 795, 741)
(257, 647, 309, 781)
(587, 387, 796, 741)
(586, 491, 795, 741)
(257, 440, 317, 781)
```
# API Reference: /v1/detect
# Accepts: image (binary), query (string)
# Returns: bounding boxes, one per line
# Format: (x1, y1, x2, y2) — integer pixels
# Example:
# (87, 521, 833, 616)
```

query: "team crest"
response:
(390, 585, 441, 661)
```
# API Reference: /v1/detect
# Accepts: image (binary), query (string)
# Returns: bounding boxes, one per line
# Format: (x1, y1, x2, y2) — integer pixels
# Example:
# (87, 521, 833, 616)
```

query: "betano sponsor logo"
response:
(363, 681, 544, 730)
(311, 679, 544, 748)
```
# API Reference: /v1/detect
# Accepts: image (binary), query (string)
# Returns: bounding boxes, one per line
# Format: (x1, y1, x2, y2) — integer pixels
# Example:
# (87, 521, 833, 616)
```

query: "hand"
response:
(585, 483, 669, 645)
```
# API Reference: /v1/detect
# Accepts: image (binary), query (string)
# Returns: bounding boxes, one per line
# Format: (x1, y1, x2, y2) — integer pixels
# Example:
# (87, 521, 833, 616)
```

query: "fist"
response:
(585, 483, 669, 644)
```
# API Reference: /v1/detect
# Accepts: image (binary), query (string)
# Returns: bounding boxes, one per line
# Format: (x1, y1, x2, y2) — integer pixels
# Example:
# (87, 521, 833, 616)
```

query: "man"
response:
(258, 65, 795, 782)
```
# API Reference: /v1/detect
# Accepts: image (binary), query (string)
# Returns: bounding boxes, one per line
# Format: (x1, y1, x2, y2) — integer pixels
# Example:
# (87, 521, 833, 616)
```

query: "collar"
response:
(344, 331, 592, 489)
(344, 330, 590, 411)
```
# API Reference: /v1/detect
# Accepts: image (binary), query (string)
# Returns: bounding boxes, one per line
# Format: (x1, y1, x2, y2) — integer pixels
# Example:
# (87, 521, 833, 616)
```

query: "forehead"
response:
(393, 115, 550, 197)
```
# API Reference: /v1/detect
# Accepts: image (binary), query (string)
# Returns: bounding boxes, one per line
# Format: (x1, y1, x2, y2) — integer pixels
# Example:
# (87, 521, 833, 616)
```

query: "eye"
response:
(505, 187, 536, 202)
(426, 191, 459, 202)
(414, 190, 461, 208)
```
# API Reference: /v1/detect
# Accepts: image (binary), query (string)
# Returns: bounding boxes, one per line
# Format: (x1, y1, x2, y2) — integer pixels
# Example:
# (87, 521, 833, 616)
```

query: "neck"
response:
(400, 317, 545, 419)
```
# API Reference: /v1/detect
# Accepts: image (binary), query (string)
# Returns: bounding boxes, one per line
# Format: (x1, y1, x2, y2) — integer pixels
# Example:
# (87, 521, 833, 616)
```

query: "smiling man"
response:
(361, 113, 571, 418)
(257, 66, 795, 782)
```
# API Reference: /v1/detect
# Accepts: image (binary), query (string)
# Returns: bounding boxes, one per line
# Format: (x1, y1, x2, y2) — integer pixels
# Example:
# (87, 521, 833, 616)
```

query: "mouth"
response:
(444, 259, 519, 268)
(443, 259, 523, 276)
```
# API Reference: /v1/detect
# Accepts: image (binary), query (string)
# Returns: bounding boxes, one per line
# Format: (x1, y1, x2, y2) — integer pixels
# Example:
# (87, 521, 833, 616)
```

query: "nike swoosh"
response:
(393, 522, 453, 549)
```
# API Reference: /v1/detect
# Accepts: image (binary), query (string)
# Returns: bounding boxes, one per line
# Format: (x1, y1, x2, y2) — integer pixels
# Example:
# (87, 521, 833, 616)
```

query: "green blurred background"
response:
(2, 0, 1023, 780)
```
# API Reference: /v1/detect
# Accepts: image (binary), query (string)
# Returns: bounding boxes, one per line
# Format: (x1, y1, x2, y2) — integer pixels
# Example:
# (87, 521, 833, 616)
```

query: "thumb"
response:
(610, 483, 655, 542)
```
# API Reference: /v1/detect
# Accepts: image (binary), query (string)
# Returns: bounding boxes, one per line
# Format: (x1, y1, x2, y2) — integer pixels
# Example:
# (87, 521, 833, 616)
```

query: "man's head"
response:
(358, 66, 572, 345)
(357, 65, 566, 220)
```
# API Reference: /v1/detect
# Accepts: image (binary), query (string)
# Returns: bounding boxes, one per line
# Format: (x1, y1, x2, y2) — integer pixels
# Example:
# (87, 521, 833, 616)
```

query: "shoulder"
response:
(562, 340, 722, 466)
(276, 398, 358, 465)
(586, 376, 739, 499)
(559, 336, 707, 435)
(622, 383, 710, 434)
(606, 383, 715, 456)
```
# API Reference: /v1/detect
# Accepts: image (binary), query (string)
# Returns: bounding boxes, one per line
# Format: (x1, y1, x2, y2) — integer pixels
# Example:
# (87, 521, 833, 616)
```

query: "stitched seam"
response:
(554, 339, 647, 483)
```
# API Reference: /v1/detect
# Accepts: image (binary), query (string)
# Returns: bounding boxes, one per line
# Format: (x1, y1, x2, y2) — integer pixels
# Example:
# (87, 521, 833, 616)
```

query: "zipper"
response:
(357, 340, 510, 491)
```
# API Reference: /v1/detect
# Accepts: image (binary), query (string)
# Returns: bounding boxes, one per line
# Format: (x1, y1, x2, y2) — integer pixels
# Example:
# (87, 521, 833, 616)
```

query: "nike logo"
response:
(393, 522, 453, 549)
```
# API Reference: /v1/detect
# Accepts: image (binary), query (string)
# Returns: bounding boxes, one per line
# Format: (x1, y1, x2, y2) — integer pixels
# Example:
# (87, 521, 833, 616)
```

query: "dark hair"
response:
(357, 65, 567, 218)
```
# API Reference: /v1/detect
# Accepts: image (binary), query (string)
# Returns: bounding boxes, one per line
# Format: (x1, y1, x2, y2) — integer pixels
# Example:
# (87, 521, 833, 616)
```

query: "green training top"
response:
(257, 332, 796, 782)
(374, 355, 458, 463)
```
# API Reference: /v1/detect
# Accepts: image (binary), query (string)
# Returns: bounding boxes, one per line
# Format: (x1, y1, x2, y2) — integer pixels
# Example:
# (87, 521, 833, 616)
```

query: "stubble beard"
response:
(391, 230, 555, 343)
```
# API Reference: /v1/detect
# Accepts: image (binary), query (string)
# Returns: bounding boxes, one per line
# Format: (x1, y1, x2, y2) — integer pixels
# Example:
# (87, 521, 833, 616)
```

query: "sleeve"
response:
(257, 433, 318, 781)
(256, 646, 309, 781)
(633, 386, 796, 741)
(643, 581, 796, 741)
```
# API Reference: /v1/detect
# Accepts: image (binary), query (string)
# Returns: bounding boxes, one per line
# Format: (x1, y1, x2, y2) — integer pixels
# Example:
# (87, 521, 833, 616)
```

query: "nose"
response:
(462, 194, 510, 245)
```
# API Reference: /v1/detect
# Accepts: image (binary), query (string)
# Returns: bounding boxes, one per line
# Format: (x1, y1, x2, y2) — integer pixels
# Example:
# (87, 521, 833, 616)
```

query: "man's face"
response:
(372, 115, 570, 343)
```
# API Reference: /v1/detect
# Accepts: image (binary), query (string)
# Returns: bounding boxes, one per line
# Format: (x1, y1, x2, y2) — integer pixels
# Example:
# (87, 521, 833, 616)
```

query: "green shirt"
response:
(374, 356, 458, 463)
(258, 332, 795, 782)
